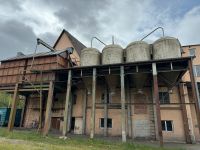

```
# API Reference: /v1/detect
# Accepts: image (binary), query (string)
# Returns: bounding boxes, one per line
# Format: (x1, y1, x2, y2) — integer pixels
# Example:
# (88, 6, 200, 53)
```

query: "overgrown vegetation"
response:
(0, 91, 24, 108)
(0, 128, 183, 150)
(0, 92, 12, 107)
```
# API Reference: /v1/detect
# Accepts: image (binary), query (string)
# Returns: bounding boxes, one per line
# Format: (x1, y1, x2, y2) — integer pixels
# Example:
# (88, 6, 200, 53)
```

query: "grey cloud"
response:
(0, 20, 37, 60)
(52, 0, 110, 42)
(0, 0, 22, 10)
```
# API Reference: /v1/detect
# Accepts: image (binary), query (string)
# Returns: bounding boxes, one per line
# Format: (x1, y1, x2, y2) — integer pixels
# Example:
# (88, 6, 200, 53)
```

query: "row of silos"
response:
(81, 37, 182, 93)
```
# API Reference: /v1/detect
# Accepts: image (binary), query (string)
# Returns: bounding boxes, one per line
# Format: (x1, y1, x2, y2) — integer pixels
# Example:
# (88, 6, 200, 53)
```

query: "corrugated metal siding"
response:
(0, 53, 68, 85)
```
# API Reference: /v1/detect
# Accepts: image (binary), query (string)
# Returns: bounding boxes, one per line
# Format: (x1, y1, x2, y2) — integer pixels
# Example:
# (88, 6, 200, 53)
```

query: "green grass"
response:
(0, 128, 182, 150)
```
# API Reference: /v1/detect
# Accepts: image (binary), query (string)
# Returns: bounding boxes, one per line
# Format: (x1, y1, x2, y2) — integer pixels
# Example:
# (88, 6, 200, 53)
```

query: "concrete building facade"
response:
(1, 30, 200, 146)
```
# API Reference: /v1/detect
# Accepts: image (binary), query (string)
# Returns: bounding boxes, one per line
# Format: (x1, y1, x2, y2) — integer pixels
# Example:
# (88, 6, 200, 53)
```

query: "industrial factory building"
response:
(0, 29, 200, 146)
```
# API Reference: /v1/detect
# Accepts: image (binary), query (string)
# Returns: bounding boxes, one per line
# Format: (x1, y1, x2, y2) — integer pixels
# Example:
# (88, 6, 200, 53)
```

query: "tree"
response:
(0, 92, 24, 108)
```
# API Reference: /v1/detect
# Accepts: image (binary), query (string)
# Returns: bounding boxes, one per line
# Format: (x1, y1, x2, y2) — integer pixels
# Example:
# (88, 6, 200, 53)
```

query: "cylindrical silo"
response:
(153, 37, 182, 87)
(81, 48, 101, 94)
(102, 44, 124, 94)
(125, 41, 151, 92)
(153, 36, 181, 60)
(81, 48, 101, 66)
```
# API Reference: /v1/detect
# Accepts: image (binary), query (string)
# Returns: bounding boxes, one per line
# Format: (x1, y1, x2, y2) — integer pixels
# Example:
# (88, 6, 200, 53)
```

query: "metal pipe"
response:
(112, 36, 114, 45)
(91, 37, 107, 48)
(37, 38, 55, 52)
(140, 27, 165, 41)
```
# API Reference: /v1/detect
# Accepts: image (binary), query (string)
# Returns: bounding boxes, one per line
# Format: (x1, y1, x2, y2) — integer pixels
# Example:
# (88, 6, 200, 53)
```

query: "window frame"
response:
(99, 118, 112, 129)
(189, 48, 196, 57)
(159, 92, 170, 104)
(194, 65, 200, 77)
(161, 120, 173, 132)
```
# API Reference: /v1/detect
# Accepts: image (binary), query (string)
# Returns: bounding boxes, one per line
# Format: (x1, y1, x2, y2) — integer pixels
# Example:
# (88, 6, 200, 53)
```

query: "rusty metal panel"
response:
(0, 69, 3, 76)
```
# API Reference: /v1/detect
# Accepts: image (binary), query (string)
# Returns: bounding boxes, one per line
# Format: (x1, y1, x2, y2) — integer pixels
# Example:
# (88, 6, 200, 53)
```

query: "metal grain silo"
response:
(153, 37, 182, 87)
(102, 44, 124, 94)
(125, 41, 151, 92)
(81, 48, 101, 94)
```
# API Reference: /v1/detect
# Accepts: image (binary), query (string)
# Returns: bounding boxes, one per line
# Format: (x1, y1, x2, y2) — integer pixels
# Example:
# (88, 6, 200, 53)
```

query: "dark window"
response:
(100, 118, 112, 128)
(101, 93, 105, 103)
(161, 120, 173, 131)
(101, 92, 110, 103)
(159, 92, 170, 104)
(194, 65, 200, 77)
(189, 48, 196, 56)
(72, 94, 77, 105)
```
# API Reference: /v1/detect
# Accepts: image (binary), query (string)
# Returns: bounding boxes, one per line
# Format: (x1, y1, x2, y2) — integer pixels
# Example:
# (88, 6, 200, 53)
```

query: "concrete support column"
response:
(67, 95, 72, 132)
(63, 70, 72, 136)
(82, 89, 87, 134)
(126, 80, 132, 138)
(20, 95, 28, 128)
(43, 81, 54, 136)
(120, 66, 126, 142)
(8, 83, 19, 131)
(188, 59, 200, 135)
(90, 68, 96, 139)
(152, 63, 163, 147)
(104, 85, 108, 136)
(178, 83, 192, 143)
(39, 71, 43, 130)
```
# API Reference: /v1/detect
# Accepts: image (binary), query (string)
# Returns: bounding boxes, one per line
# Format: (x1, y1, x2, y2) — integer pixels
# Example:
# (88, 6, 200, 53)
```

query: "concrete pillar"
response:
(8, 83, 19, 131)
(188, 59, 200, 135)
(152, 86, 159, 140)
(82, 89, 87, 134)
(43, 81, 54, 136)
(63, 70, 72, 136)
(39, 89, 43, 130)
(90, 68, 96, 139)
(152, 63, 163, 147)
(67, 95, 72, 132)
(126, 81, 132, 138)
(20, 95, 28, 128)
(104, 85, 108, 136)
(120, 66, 126, 142)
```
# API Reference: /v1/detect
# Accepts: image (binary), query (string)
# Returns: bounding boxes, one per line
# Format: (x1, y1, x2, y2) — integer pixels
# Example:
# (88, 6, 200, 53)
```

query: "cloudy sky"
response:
(0, 0, 200, 60)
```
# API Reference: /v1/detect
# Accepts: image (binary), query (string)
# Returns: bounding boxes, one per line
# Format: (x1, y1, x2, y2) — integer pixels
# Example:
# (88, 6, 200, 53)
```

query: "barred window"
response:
(100, 118, 112, 128)
(194, 65, 200, 77)
(159, 92, 170, 104)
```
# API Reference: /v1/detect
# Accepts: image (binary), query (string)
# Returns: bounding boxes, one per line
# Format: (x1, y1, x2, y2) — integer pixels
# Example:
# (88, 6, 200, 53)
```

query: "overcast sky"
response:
(0, 0, 200, 60)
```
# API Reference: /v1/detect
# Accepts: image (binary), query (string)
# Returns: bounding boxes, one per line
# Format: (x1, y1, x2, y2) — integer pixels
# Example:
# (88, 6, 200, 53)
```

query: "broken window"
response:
(161, 120, 173, 131)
